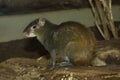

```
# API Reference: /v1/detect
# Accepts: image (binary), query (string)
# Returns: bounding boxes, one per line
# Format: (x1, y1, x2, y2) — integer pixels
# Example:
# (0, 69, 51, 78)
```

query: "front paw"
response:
(49, 65, 56, 70)
(47, 64, 56, 70)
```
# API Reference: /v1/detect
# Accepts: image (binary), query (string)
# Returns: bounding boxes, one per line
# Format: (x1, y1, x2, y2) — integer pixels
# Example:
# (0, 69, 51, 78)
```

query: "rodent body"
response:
(23, 18, 96, 69)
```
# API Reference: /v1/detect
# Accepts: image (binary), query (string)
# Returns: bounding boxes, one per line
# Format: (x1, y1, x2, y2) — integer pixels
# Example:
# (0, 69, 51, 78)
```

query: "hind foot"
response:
(59, 61, 73, 67)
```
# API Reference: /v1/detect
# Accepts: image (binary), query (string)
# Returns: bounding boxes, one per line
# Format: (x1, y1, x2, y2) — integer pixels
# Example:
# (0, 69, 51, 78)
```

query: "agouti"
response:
(23, 18, 96, 69)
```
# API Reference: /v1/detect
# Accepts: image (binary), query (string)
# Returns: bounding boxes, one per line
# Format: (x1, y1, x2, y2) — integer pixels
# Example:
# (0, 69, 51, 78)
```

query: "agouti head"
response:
(23, 18, 47, 37)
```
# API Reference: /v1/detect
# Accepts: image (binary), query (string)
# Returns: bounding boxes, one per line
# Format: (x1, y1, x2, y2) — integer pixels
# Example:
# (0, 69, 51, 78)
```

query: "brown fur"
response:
(58, 22, 96, 65)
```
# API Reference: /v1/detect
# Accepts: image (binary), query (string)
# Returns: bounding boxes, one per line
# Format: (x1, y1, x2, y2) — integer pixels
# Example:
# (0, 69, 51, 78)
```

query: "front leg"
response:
(50, 50, 56, 70)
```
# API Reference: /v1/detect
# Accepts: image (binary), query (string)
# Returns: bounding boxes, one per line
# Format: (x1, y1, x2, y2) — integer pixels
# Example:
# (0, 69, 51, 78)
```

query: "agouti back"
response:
(23, 18, 96, 69)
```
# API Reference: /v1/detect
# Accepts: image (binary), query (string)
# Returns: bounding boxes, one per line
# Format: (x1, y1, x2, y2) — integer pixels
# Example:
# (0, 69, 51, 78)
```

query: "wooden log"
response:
(0, 57, 120, 80)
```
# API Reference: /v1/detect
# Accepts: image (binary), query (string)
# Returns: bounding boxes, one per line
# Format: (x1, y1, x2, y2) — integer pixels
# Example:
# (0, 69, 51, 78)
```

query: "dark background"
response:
(0, 0, 119, 15)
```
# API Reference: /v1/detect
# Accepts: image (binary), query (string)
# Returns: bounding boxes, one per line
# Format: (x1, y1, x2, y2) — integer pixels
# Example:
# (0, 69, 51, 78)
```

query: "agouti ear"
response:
(38, 18, 46, 26)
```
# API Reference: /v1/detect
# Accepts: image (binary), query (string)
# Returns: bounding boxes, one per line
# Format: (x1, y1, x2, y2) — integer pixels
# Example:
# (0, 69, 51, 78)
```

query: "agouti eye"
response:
(33, 26, 36, 29)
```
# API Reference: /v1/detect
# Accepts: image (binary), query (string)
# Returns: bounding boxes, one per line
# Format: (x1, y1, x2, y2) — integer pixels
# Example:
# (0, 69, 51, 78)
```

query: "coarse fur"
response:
(23, 18, 96, 69)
